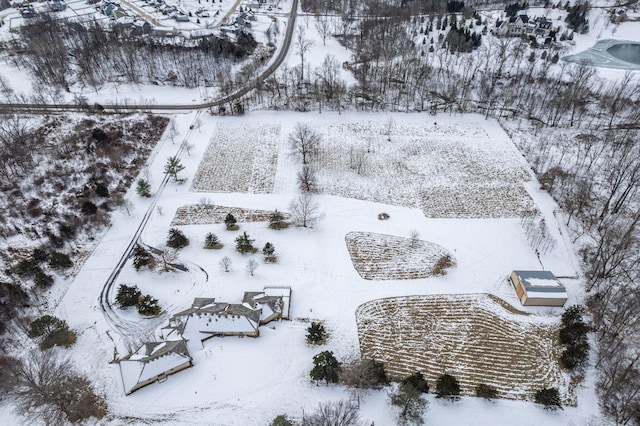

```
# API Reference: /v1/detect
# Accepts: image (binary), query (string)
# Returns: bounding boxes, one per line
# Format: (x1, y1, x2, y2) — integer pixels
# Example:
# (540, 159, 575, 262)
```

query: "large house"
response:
(119, 340, 192, 395)
(120, 288, 292, 394)
(510, 270, 568, 307)
(161, 298, 262, 352)
(494, 14, 557, 39)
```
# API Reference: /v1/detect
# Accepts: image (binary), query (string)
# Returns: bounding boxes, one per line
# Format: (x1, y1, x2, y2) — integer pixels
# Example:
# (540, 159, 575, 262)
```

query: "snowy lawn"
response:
(356, 294, 570, 403)
(345, 231, 454, 280)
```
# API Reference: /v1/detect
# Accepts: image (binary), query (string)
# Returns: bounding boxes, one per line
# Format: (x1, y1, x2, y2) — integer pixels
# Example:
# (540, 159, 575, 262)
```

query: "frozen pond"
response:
(563, 39, 640, 70)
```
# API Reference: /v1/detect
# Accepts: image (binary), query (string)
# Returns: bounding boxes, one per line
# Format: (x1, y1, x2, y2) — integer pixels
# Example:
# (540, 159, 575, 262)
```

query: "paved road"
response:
(0, 0, 299, 115)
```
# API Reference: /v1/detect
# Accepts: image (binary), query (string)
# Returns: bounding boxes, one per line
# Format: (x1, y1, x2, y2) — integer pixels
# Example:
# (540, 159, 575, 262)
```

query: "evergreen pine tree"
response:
(535, 388, 562, 410)
(225, 213, 238, 230)
(436, 374, 461, 400)
(204, 232, 222, 249)
(262, 242, 277, 263)
(136, 179, 151, 197)
(166, 228, 189, 249)
(132, 244, 154, 271)
(235, 232, 255, 254)
(390, 383, 429, 425)
(116, 284, 142, 308)
(137, 294, 161, 316)
(310, 351, 341, 384)
(306, 321, 327, 345)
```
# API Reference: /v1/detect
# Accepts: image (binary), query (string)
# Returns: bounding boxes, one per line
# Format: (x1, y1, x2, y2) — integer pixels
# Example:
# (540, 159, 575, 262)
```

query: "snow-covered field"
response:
(345, 231, 454, 280)
(45, 110, 597, 425)
(357, 294, 567, 402)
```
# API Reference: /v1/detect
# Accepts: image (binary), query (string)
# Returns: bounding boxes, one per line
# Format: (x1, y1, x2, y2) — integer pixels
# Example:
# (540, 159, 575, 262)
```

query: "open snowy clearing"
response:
(48, 111, 593, 425)
(356, 294, 570, 403)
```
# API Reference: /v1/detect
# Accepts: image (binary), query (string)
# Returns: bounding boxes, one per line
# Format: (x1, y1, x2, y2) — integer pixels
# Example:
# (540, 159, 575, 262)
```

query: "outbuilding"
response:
(510, 270, 568, 307)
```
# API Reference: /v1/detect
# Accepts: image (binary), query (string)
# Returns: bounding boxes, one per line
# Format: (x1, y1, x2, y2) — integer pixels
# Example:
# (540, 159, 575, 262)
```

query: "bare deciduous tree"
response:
(3, 351, 106, 426)
(302, 400, 362, 426)
(315, 16, 332, 46)
(289, 193, 324, 228)
(289, 122, 321, 165)
(298, 164, 318, 192)
(219, 256, 232, 272)
(246, 259, 259, 276)
(409, 230, 420, 247)
(159, 246, 179, 272)
(295, 25, 315, 82)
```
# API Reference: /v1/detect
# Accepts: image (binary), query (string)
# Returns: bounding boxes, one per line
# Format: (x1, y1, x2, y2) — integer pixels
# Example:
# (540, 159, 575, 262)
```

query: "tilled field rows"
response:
(191, 122, 279, 193)
(356, 294, 568, 401)
(345, 232, 454, 280)
(312, 121, 535, 218)
(171, 205, 284, 226)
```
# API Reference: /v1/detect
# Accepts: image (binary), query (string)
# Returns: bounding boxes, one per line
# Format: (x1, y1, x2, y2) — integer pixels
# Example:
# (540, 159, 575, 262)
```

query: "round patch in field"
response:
(345, 232, 455, 280)
(356, 294, 569, 402)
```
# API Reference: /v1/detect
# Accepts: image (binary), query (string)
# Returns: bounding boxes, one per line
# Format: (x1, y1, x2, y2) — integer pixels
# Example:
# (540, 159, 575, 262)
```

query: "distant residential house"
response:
(510, 270, 568, 307)
(48, 0, 67, 12)
(132, 19, 152, 34)
(495, 15, 557, 39)
(119, 340, 192, 395)
(507, 14, 529, 36)
(19, 4, 37, 18)
(175, 13, 189, 22)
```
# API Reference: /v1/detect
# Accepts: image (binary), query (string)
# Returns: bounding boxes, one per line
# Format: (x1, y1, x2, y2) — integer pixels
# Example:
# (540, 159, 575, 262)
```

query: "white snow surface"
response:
(32, 111, 604, 425)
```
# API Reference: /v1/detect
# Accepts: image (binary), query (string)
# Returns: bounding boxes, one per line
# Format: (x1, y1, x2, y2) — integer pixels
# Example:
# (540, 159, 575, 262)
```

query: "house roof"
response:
(512, 270, 567, 293)
(119, 340, 191, 394)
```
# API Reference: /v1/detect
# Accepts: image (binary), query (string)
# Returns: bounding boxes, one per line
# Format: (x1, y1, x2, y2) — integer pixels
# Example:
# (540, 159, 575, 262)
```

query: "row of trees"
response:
(2, 14, 258, 93)
(243, 7, 637, 134)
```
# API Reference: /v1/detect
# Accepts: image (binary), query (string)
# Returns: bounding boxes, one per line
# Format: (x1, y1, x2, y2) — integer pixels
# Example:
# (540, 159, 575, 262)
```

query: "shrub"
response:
(306, 321, 327, 345)
(166, 228, 189, 249)
(262, 242, 277, 263)
(95, 183, 109, 197)
(132, 244, 155, 271)
(203, 232, 222, 249)
(235, 232, 256, 254)
(402, 372, 430, 393)
(534, 387, 562, 410)
(310, 351, 341, 384)
(436, 374, 461, 400)
(116, 284, 142, 308)
(475, 383, 498, 400)
(31, 247, 49, 264)
(270, 415, 294, 426)
(558, 305, 589, 371)
(390, 383, 429, 425)
(34, 269, 54, 288)
(41, 327, 77, 350)
(269, 209, 288, 230)
(48, 251, 73, 270)
(136, 179, 151, 197)
(224, 213, 238, 230)
(80, 200, 97, 215)
(28, 315, 76, 350)
(340, 358, 388, 389)
(136, 294, 161, 316)
(15, 258, 39, 277)
(432, 254, 453, 275)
